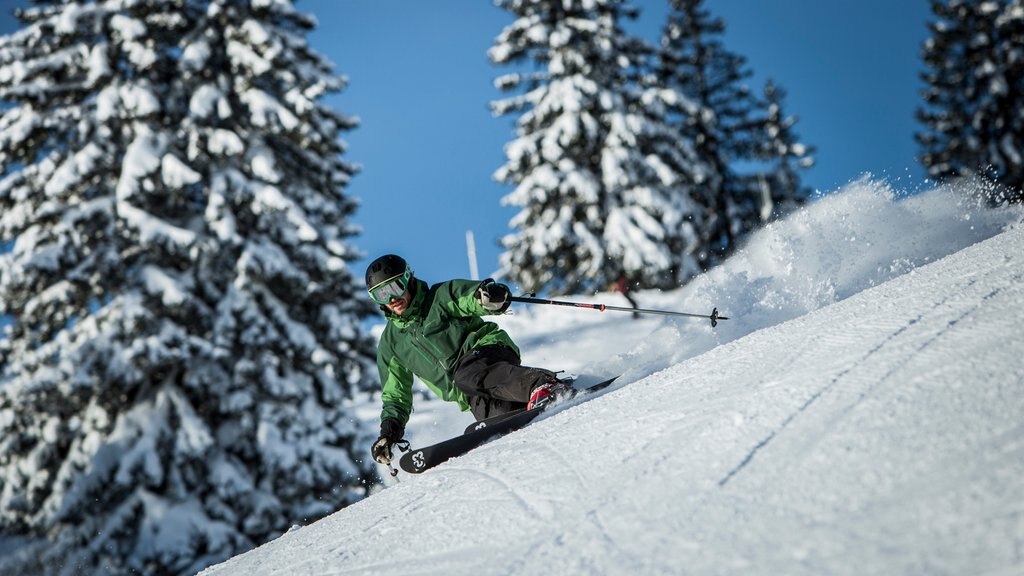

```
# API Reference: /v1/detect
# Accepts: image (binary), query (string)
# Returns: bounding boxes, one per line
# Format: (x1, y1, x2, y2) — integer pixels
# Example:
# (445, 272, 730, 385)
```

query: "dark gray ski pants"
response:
(453, 345, 554, 421)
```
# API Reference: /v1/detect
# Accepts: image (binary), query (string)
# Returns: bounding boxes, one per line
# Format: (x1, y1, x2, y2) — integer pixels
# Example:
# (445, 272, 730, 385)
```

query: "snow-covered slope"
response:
(202, 180, 1022, 576)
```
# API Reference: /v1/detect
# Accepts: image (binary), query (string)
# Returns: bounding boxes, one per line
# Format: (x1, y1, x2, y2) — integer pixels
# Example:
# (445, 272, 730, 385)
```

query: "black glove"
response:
(371, 418, 405, 465)
(477, 279, 510, 313)
(371, 437, 393, 465)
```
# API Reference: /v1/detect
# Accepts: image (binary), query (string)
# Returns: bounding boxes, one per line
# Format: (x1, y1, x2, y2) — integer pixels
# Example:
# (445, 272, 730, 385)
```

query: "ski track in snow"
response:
(718, 291, 943, 488)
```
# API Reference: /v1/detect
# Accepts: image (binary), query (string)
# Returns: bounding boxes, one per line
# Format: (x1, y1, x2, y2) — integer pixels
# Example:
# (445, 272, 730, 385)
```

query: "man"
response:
(611, 274, 641, 319)
(365, 254, 570, 466)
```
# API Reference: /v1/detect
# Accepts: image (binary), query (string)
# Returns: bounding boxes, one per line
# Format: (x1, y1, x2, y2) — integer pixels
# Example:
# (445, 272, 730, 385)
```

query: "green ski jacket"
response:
(376, 277, 517, 426)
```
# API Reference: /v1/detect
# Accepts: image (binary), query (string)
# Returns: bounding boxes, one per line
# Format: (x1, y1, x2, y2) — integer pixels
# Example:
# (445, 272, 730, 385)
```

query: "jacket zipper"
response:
(410, 324, 450, 374)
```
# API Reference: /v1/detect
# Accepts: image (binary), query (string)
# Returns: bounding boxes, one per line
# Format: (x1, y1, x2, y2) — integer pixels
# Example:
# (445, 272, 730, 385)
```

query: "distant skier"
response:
(364, 254, 570, 467)
(611, 274, 641, 319)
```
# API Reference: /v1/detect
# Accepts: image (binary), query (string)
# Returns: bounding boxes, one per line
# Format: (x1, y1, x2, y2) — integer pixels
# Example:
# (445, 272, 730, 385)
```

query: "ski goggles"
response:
(368, 269, 412, 305)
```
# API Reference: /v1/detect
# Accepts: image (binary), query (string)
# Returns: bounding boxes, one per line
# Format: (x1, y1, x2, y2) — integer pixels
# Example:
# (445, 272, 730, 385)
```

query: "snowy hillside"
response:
(201, 180, 1023, 576)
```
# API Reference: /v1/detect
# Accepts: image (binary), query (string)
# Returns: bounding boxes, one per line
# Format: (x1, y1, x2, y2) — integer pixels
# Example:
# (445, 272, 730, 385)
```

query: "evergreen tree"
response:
(0, 1, 375, 574)
(656, 0, 813, 266)
(917, 0, 1024, 202)
(490, 0, 709, 294)
(749, 79, 815, 224)
(657, 0, 752, 267)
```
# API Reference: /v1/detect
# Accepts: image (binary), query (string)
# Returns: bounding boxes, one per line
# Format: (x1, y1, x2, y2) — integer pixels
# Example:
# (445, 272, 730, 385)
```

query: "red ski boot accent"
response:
(527, 378, 573, 410)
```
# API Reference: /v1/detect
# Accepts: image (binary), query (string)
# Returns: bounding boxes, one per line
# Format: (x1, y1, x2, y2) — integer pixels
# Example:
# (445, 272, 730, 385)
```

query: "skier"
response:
(611, 274, 641, 319)
(365, 254, 571, 466)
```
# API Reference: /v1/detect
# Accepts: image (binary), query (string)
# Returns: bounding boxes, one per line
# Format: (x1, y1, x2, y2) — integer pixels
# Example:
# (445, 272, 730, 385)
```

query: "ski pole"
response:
(378, 438, 409, 479)
(384, 440, 410, 480)
(509, 295, 729, 327)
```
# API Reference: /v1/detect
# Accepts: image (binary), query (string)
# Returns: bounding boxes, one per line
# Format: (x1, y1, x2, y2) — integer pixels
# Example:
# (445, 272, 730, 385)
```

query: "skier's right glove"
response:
(477, 279, 511, 313)
(371, 418, 405, 465)
(371, 437, 394, 465)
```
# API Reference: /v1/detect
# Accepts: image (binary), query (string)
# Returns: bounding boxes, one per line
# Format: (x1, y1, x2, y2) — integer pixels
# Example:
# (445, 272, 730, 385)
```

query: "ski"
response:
(399, 376, 619, 474)
(463, 406, 533, 435)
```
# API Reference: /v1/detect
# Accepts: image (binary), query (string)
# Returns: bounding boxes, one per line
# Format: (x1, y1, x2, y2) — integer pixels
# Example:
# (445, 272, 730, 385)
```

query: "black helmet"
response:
(365, 254, 408, 289)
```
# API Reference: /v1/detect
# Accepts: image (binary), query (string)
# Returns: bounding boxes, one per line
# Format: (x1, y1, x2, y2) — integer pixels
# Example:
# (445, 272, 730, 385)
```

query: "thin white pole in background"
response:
(466, 230, 479, 280)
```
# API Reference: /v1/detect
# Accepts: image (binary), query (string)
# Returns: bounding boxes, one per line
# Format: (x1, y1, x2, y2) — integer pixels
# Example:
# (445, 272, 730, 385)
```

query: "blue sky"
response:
(1, 0, 934, 292)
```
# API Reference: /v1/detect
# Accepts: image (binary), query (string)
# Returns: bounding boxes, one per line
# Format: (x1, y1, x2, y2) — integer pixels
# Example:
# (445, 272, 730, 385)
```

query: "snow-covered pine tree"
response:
(657, 0, 766, 267)
(748, 80, 815, 224)
(0, 1, 375, 574)
(490, 0, 709, 294)
(917, 0, 1024, 202)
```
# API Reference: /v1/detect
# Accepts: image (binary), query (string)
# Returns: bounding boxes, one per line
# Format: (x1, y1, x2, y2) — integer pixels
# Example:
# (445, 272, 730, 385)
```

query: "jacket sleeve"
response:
(378, 352, 414, 426)
(443, 279, 501, 317)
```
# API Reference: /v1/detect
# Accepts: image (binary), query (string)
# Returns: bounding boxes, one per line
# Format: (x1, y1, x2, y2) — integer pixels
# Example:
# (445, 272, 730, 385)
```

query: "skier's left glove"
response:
(371, 418, 405, 465)
(477, 279, 511, 313)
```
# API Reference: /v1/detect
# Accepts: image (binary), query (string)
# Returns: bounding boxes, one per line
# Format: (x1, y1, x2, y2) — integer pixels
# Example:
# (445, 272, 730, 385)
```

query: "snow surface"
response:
(201, 179, 1022, 575)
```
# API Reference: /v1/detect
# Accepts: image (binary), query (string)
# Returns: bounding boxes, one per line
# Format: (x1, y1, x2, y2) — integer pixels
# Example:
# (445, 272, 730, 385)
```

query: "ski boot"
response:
(527, 377, 574, 410)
